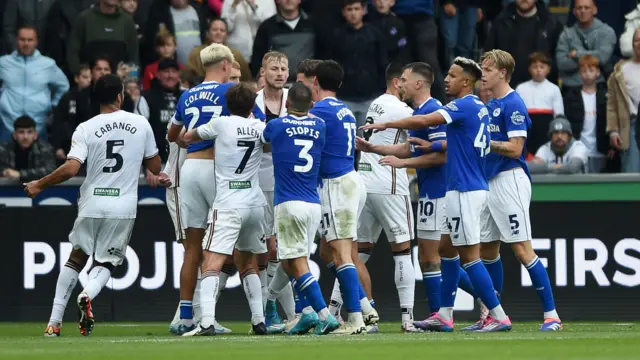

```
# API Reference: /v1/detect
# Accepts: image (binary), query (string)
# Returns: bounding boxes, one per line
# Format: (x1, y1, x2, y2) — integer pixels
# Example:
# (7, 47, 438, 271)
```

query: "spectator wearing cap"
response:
(221, 0, 277, 62)
(528, 116, 590, 174)
(608, 27, 640, 173)
(564, 54, 610, 173)
(135, 58, 183, 162)
(0, 116, 56, 181)
(187, 18, 252, 81)
(0, 25, 69, 141)
(516, 52, 564, 154)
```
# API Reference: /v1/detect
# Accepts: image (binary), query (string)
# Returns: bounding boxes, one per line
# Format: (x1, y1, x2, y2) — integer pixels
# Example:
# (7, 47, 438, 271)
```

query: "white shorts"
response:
(357, 194, 414, 244)
(320, 171, 367, 242)
(416, 196, 449, 241)
(481, 168, 532, 243)
(166, 187, 186, 242)
(274, 201, 321, 259)
(179, 159, 215, 229)
(69, 217, 135, 266)
(203, 207, 267, 255)
(263, 190, 275, 237)
(445, 190, 487, 247)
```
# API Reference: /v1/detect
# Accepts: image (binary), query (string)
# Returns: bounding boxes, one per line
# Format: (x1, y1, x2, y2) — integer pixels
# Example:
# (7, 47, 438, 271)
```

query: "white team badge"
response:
(510, 111, 525, 125)
(493, 108, 501, 117)
(445, 102, 458, 111)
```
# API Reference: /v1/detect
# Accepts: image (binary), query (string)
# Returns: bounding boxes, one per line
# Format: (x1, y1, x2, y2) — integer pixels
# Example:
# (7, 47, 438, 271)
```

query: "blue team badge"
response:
(445, 102, 458, 111)
(510, 111, 525, 125)
(493, 108, 501, 117)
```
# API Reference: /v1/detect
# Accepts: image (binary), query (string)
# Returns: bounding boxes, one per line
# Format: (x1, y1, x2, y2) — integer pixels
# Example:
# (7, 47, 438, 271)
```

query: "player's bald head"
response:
(286, 82, 313, 114)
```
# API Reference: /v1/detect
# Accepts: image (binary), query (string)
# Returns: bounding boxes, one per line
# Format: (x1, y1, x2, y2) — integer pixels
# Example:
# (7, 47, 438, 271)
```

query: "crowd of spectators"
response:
(1, 0, 640, 181)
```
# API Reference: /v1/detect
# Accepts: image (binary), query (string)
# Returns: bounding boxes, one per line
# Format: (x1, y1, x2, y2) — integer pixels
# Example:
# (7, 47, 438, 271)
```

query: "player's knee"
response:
(480, 241, 501, 260)
(239, 267, 257, 280)
(68, 249, 89, 267)
(511, 240, 536, 265)
(91, 260, 115, 272)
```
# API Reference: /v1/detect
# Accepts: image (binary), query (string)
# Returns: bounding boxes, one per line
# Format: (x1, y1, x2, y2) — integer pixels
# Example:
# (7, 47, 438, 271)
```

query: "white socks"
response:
(490, 305, 508, 321)
(199, 271, 219, 328)
(544, 310, 560, 319)
(48, 264, 80, 326)
(438, 307, 454, 321)
(394, 253, 414, 321)
(83, 266, 111, 300)
(329, 278, 343, 315)
(259, 266, 268, 307)
(360, 297, 373, 314)
(267, 263, 290, 301)
(242, 272, 265, 326)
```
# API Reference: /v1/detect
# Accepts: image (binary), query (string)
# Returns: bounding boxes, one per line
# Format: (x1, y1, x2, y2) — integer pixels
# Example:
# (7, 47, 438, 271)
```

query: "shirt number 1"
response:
(344, 123, 357, 156)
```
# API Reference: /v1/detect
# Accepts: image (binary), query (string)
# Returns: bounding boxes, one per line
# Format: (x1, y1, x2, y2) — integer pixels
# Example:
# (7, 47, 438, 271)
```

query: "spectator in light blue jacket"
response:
(0, 25, 69, 141)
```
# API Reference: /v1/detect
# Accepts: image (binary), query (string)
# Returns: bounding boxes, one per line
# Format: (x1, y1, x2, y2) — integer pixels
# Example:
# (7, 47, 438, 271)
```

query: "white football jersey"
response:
(535, 140, 589, 170)
(197, 115, 267, 209)
(162, 121, 187, 188)
(359, 94, 413, 195)
(255, 88, 288, 192)
(68, 110, 159, 219)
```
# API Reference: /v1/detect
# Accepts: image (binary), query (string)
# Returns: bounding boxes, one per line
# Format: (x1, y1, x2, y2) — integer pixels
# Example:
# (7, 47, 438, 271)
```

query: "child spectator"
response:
(142, 28, 182, 90)
(563, 54, 610, 173)
(516, 52, 564, 153)
(75, 64, 92, 90)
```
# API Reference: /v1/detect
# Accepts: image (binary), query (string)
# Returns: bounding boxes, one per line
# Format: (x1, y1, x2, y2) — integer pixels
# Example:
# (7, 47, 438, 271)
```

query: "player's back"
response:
(408, 98, 447, 199)
(485, 90, 532, 180)
(309, 97, 356, 179)
(211, 115, 266, 208)
(72, 110, 157, 218)
(360, 94, 413, 195)
(263, 114, 326, 206)
(436, 94, 490, 192)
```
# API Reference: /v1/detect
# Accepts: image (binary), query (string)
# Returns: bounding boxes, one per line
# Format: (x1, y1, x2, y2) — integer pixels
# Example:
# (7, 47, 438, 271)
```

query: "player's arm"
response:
(184, 118, 219, 144)
(490, 137, 525, 159)
(143, 122, 162, 175)
(144, 155, 162, 175)
(356, 136, 412, 158)
(24, 158, 82, 196)
(360, 112, 446, 131)
(379, 152, 446, 169)
(408, 138, 448, 152)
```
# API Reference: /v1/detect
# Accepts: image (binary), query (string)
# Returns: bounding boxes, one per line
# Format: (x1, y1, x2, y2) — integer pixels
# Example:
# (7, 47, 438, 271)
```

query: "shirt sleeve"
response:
(261, 121, 273, 144)
(504, 102, 529, 138)
(197, 117, 220, 140)
(427, 124, 447, 141)
(144, 122, 159, 159)
(436, 100, 465, 124)
(252, 105, 266, 121)
(171, 95, 185, 125)
(67, 126, 88, 164)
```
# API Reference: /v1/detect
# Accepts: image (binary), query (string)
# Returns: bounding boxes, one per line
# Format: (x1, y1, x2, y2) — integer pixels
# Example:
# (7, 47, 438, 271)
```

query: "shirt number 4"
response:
(474, 123, 490, 157)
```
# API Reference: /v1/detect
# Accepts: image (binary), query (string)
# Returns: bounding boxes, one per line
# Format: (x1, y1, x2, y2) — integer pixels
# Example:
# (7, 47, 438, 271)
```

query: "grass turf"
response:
(0, 322, 638, 360)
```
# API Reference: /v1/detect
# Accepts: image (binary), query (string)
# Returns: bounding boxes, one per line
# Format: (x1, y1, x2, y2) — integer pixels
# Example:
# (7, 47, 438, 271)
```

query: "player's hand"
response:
(379, 156, 405, 168)
(24, 180, 42, 198)
(408, 137, 432, 152)
(355, 136, 374, 152)
(610, 133, 623, 150)
(146, 169, 159, 187)
(360, 122, 386, 132)
(157, 172, 172, 188)
(443, 3, 457, 16)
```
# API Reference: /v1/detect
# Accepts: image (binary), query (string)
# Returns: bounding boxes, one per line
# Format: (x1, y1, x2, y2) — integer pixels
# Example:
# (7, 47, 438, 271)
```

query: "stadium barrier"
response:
(3, 175, 640, 322)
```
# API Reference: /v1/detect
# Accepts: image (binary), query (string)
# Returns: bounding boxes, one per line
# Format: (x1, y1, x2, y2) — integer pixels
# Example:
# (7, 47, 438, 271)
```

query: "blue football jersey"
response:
(436, 94, 490, 192)
(262, 114, 326, 206)
(309, 97, 357, 179)
(172, 81, 265, 153)
(485, 90, 532, 181)
(408, 98, 447, 199)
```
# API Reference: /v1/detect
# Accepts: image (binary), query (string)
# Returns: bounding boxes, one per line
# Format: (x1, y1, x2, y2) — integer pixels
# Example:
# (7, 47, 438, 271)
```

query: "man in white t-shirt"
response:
(181, 83, 283, 336)
(25, 74, 162, 337)
(529, 116, 589, 174)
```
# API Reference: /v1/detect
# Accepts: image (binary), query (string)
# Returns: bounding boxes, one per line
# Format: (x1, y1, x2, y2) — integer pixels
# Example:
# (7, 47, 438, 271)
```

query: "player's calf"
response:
(391, 243, 414, 329)
(46, 250, 88, 336)
(178, 228, 204, 330)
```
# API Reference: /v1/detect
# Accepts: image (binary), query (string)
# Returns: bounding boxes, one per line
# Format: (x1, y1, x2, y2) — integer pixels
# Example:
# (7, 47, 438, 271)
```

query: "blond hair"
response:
(262, 51, 288, 67)
(481, 49, 515, 81)
(200, 43, 234, 68)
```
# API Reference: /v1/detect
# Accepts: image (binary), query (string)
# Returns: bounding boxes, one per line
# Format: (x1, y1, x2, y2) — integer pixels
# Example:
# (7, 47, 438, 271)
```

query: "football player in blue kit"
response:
(362, 57, 512, 332)
(476, 49, 561, 332)
(167, 44, 264, 335)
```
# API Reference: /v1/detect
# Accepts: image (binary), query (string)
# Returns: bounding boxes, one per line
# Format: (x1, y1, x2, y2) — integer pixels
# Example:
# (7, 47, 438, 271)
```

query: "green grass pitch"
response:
(0, 322, 638, 360)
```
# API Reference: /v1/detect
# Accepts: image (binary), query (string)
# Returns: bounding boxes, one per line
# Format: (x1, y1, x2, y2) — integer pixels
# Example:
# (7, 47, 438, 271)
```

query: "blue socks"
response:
(440, 257, 461, 308)
(296, 272, 327, 313)
(179, 300, 193, 319)
(422, 269, 442, 313)
(290, 277, 311, 311)
(335, 263, 361, 313)
(463, 259, 500, 310)
(457, 267, 477, 298)
(526, 256, 556, 313)
(482, 256, 504, 297)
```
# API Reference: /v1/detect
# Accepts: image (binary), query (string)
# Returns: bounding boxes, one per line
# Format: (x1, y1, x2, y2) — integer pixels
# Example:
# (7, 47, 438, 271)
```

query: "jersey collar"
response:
(288, 114, 309, 120)
(496, 89, 515, 100)
(320, 96, 338, 101)
(417, 97, 433, 110)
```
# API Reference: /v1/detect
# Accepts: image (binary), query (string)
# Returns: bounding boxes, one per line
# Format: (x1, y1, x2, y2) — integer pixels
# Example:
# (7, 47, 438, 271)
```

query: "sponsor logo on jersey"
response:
(229, 181, 251, 189)
(511, 111, 525, 125)
(358, 163, 372, 171)
(93, 188, 120, 196)
(493, 108, 501, 117)
(488, 124, 501, 133)
(445, 102, 458, 111)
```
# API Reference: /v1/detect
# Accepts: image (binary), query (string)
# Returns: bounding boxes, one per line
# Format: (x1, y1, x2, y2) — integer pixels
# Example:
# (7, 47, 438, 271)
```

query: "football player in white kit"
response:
(182, 83, 283, 336)
(28, 74, 162, 337)
(254, 51, 297, 326)
(354, 63, 417, 331)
